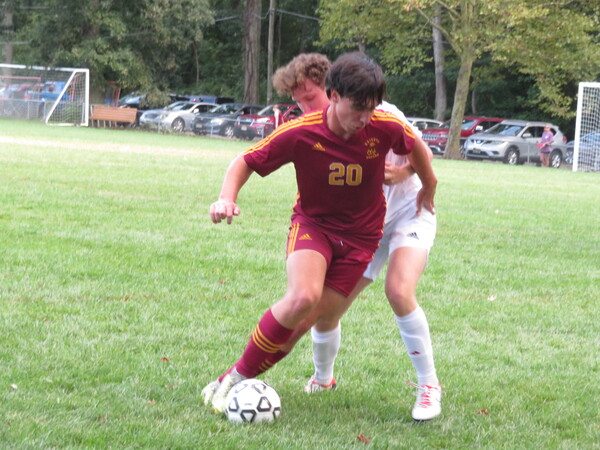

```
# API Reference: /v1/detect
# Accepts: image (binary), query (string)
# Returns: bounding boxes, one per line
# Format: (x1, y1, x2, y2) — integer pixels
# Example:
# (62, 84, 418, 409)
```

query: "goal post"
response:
(573, 82, 600, 173)
(0, 63, 89, 126)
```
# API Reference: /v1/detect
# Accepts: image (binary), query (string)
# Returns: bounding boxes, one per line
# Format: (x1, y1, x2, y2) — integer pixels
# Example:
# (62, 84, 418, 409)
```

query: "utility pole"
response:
(266, 0, 276, 104)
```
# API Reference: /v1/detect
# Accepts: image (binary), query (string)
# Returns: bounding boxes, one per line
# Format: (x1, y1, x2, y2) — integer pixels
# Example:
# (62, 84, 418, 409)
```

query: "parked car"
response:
(566, 130, 600, 169)
(193, 103, 264, 138)
(405, 117, 443, 131)
(182, 94, 235, 104)
(421, 116, 503, 154)
(234, 103, 302, 139)
(463, 120, 569, 168)
(139, 101, 217, 132)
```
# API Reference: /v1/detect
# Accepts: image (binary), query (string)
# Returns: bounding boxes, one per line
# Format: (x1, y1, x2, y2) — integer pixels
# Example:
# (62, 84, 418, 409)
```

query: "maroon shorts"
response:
(286, 217, 375, 297)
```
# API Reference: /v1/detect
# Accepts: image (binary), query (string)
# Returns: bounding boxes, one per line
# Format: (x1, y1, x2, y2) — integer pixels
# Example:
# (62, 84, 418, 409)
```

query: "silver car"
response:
(139, 101, 216, 132)
(464, 120, 569, 168)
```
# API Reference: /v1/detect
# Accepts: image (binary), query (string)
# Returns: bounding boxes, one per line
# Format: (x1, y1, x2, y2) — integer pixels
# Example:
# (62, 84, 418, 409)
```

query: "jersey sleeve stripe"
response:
(244, 114, 324, 155)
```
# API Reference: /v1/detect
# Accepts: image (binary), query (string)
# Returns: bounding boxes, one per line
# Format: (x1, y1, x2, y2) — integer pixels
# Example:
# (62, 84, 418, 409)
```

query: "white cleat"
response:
(411, 382, 442, 421)
(303, 375, 337, 393)
(210, 368, 246, 414)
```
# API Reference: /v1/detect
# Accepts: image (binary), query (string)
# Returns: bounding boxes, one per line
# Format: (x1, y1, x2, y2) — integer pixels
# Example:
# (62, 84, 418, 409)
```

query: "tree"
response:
(243, 0, 261, 103)
(12, 0, 213, 102)
(319, 0, 600, 159)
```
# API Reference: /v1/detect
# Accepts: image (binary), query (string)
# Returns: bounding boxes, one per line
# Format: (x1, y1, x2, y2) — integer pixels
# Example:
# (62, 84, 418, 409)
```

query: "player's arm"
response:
(385, 143, 433, 185)
(407, 137, 437, 215)
(210, 154, 254, 224)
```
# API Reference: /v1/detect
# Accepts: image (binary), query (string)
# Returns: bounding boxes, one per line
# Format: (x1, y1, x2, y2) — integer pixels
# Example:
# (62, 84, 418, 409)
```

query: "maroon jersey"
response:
(244, 107, 416, 251)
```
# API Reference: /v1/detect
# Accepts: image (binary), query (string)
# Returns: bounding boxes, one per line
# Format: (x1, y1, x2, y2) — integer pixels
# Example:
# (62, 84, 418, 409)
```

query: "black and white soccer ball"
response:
(225, 378, 281, 423)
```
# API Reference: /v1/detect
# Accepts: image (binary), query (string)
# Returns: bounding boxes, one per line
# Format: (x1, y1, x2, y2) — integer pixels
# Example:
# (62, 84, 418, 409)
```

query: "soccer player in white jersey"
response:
(272, 53, 442, 421)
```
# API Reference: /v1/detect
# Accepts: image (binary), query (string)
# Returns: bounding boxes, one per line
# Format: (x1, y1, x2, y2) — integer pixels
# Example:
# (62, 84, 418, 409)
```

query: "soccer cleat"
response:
(303, 375, 337, 393)
(201, 380, 220, 406)
(411, 382, 442, 421)
(210, 368, 247, 414)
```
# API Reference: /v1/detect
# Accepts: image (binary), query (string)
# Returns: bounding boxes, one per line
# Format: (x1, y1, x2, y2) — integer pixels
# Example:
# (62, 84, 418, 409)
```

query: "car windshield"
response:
(257, 105, 275, 116)
(164, 101, 194, 111)
(439, 118, 476, 129)
(211, 104, 241, 114)
(485, 123, 524, 136)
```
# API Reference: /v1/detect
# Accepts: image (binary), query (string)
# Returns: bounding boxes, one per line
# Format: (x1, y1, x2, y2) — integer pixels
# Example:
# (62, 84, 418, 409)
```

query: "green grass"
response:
(1, 119, 599, 448)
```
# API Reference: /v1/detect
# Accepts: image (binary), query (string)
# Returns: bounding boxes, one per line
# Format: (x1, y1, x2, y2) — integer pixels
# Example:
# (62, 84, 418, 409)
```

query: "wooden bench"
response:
(90, 105, 137, 127)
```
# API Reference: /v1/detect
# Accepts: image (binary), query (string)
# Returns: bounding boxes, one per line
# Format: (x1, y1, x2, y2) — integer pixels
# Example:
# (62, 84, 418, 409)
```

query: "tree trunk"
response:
(266, 0, 276, 104)
(243, 0, 262, 104)
(432, 4, 446, 121)
(2, 6, 13, 66)
(444, 51, 474, 160)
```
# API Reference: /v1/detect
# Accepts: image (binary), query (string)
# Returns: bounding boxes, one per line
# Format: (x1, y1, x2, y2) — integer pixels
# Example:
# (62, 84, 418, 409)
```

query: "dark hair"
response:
(326, 52, 385, 109)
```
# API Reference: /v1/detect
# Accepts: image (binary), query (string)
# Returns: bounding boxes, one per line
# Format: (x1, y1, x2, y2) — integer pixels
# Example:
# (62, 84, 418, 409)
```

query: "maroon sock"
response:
(221, 309, 293, 379)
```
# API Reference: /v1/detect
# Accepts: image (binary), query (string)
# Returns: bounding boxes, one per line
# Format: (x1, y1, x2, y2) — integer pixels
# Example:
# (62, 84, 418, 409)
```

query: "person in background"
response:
(538, 124, 555, 167)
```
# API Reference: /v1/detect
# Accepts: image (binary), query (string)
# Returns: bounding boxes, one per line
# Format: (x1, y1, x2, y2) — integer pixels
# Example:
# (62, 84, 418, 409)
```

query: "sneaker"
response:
(201, 380, 220, 406)
(210, 368, 246, 414)
(411, 382, 442, 421)
(304, 375, 337, 393)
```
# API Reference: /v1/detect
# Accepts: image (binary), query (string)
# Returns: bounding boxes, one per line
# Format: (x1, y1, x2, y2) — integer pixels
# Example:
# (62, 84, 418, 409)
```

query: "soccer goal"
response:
(573, 82, 600, 172)
(0, 63, 89, 126)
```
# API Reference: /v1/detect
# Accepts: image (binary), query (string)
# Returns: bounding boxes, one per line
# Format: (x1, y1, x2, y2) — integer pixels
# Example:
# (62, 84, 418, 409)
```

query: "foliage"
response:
(317, 0, 600, 158)
(12, 0, 213, 96)
(1, 120, 599, 447)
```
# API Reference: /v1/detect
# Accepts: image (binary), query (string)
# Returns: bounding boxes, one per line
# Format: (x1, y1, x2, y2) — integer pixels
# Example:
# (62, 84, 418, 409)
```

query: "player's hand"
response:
(416, 185, 436, 216)
(210, 199, 240, 224)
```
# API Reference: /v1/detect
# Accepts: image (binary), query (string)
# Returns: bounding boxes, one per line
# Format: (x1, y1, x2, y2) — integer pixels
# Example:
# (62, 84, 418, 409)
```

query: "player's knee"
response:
(285, 288, 321, 317)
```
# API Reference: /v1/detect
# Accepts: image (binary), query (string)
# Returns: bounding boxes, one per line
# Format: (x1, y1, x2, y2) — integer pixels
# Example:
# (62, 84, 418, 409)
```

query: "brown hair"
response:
(273, 53, 331, 96)
(326, 52, 385, 109)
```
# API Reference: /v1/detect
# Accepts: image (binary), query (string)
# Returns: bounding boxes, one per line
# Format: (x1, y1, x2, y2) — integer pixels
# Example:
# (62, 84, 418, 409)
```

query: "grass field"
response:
(1, 119, 599, 448)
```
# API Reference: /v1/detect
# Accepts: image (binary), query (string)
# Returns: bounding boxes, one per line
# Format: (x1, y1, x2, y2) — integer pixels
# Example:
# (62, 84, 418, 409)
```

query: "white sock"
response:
(311, 324, 341, 385)
(396, 306, 438, 386)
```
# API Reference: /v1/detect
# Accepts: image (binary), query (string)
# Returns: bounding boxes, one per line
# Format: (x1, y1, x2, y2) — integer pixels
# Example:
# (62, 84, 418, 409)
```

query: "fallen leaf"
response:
(477, 409, 489, 415)
(357, 433, 372, 443)
(147, 399, 157, 404)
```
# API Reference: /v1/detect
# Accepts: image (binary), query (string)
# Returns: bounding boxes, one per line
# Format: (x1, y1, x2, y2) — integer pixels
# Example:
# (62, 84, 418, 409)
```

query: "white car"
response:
(139, 101, 216, 132)
(406, 117, 443, 131)
(464, 120, 569, 168)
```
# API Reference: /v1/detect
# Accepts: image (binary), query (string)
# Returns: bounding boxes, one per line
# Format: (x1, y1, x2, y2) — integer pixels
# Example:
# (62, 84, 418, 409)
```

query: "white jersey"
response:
(376, 101, 423, 224)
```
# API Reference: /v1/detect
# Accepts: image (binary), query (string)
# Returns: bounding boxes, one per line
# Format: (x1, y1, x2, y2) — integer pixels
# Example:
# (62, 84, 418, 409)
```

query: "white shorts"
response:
(363, 208, 437, 281)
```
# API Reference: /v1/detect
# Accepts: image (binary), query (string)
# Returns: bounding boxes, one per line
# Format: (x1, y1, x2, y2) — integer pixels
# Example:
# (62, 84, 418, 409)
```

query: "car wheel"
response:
(223, 124, 235, 139)
(172, 118, 185, 132)
(565, 149, 573, 165)
(550, 150, 562, 169)
(504, 148, 519, 165)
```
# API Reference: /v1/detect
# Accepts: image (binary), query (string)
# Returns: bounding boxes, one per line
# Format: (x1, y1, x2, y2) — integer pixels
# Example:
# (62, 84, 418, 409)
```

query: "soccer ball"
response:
(225, 379, 281, 423)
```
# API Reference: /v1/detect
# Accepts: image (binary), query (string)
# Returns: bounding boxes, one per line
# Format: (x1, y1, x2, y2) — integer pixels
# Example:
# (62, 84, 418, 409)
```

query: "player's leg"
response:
(304, 284, 361, 391)
(304, 241, 383, 392)
(205, 248, 328, 413)
(385, 246, 441, 420)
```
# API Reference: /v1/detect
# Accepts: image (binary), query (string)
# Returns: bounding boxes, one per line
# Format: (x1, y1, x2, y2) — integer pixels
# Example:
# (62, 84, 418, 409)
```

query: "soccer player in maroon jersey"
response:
(272, 53, 441, 421)
(203, 52, 437, 414)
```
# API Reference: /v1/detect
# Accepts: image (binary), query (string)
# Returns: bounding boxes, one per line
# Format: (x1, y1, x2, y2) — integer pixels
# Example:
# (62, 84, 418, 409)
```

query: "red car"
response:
(234, 103, 302, 139)
(421, 116, 503, 155)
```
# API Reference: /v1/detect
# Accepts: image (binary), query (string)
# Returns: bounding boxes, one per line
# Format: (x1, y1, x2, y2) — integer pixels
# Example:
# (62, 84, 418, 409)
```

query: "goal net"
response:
(0, 63, 89, 126)
(573, 82, 600, 172)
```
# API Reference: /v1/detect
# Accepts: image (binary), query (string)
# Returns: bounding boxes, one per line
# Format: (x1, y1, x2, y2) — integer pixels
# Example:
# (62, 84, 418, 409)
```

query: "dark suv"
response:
(422, 116, 503, 155)
(192, 103, 264, 138)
